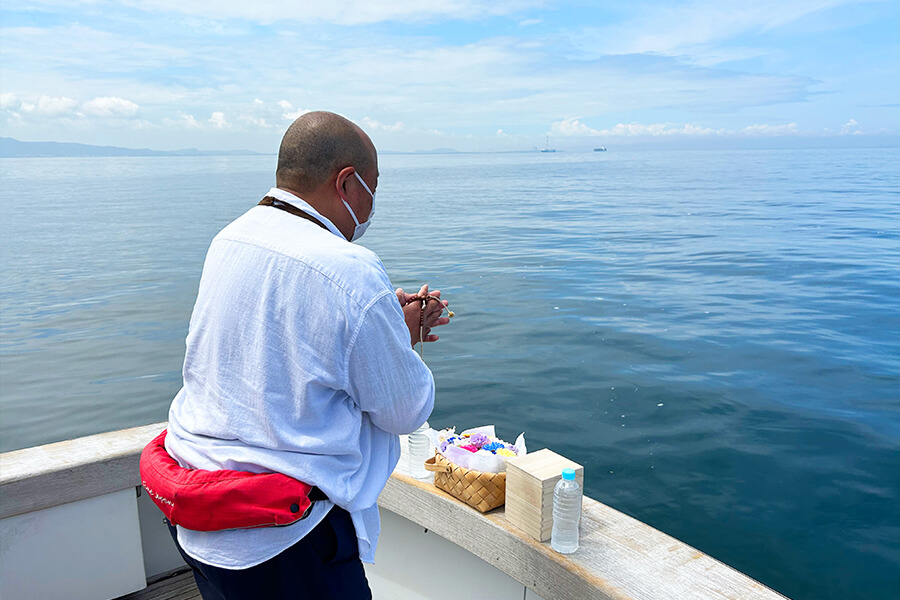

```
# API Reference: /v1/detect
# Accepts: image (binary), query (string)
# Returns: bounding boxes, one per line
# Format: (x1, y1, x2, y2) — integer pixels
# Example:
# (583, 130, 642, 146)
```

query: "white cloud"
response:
(0, 93, 18, 109)
(129, 119, 160, 131)
(2, 93, 139, 120)
(6, 113, 25, 127)
(0, 18, 816, 141)
(0, 24, 190, 75)
(604, 122, 676, 136)
(840, 118, 863, 135)
(551, 117, 602, 136)
(36, 95, 78, 116)
(362, 117, 404, 132)
(0, 2, 889, 150)
(739, 122, 800, 137)
(278, 100, 311, 121)
(82, 96, 140, 117)
(161, 114, 201, 128)
(681, 123, 720, 135)
(240, 116, 274, 128)
(109, 0, 549, 25)
(209, 111, 228, 128)
(550, 119, 804, 138)
(582, 0, 871, 58)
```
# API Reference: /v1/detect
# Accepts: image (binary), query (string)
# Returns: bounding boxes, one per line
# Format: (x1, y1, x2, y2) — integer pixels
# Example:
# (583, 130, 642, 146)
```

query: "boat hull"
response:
(0, 423, 789, 600)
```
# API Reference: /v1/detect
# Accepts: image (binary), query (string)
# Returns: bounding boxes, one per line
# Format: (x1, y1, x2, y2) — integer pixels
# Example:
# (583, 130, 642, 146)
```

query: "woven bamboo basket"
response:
(423, 453, 506, 513)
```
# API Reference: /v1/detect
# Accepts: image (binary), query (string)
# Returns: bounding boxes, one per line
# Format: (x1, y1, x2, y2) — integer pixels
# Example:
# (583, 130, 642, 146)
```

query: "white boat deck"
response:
(1, 422, 790, 600)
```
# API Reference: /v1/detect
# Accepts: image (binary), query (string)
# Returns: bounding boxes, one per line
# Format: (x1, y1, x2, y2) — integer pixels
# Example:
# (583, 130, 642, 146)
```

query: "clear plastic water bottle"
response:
(551, 468, 582, 554)
(407, 421, 431, 480)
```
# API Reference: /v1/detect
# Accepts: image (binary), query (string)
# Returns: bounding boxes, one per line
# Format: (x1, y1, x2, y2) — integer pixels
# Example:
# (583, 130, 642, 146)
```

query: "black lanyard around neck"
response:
(258, 196, 328, 232)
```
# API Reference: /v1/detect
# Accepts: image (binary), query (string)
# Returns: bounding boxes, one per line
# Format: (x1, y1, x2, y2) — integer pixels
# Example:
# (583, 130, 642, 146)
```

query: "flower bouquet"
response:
(423, 425, 526, 512)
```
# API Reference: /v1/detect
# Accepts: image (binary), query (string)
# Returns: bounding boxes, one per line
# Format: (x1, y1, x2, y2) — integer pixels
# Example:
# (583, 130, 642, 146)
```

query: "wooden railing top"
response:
(0, 422, 166, 518)
(0, 423, 788, 600)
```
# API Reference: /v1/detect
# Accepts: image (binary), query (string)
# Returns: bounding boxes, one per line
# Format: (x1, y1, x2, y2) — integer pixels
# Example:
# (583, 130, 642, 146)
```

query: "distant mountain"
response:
(415, 147, 460, 154)
(0, 137, 266, 158)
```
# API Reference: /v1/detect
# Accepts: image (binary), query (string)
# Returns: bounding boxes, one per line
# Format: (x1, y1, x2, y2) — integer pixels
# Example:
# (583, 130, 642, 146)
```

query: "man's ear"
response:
(335, 166, 355, 198)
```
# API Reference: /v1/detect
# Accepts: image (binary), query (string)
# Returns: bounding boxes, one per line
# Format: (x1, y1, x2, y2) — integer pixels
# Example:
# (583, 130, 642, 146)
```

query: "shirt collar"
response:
(265, 187, 345, 240)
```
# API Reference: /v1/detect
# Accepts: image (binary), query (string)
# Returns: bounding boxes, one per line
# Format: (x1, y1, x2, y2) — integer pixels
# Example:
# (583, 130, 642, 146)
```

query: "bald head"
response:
(276, 111, 375, 194)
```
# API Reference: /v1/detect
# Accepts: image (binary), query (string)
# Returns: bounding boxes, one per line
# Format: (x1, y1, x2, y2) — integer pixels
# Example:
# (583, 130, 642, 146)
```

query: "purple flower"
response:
(468, 433, 489, 448)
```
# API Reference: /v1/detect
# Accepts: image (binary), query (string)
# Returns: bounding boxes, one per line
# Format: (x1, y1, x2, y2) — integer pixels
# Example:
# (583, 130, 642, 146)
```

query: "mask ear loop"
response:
(409, 295, 454, 359)
(353, 171, 375, 199)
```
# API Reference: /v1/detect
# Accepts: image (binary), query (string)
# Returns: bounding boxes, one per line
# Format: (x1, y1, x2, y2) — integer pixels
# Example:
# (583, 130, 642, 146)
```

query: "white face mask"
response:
(342, 172, 375, 242)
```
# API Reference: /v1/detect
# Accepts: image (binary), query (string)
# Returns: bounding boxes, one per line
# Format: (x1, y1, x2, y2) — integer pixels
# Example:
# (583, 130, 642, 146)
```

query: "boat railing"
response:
(0, 423, 789, 600)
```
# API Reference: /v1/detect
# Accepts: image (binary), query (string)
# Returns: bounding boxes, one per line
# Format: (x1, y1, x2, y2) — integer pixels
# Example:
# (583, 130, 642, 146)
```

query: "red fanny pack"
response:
(139, 429, 322, 531)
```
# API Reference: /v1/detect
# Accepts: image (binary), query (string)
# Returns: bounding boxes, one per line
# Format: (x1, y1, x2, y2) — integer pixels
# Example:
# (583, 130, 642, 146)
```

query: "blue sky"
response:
(1, 0, 898, 152)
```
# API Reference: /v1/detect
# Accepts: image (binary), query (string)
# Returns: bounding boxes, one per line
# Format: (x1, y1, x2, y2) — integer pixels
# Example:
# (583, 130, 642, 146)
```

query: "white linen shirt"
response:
(165, 188, 434, 569)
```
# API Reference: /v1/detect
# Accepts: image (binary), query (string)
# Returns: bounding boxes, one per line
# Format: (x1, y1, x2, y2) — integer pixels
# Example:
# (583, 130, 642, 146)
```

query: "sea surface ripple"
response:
(1, 149, 898, 600)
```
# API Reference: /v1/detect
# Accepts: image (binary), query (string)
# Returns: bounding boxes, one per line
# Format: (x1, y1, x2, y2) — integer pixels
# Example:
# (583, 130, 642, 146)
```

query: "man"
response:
(164, 111, 449, 599)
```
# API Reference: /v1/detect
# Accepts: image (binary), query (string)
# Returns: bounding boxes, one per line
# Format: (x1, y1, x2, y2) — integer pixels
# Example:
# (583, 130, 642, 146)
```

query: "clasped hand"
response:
(396, 284, 451, 347)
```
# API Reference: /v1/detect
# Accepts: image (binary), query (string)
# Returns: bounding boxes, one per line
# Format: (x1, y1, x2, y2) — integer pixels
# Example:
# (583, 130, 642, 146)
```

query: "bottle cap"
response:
(561, 468, 575, 480)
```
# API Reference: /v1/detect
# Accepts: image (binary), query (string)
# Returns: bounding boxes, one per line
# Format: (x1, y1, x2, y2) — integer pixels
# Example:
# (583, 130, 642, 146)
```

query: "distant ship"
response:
(541, 136, 556, 153)
(594, 146, 607, 152)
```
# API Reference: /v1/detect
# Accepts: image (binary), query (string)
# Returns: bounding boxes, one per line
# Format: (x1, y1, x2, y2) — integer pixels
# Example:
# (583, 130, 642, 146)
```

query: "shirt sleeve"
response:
(346, 292, 435, 435)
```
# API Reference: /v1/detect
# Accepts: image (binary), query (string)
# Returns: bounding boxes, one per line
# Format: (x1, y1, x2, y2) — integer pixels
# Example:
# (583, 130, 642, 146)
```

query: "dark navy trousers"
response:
(167, 506, 372, 600)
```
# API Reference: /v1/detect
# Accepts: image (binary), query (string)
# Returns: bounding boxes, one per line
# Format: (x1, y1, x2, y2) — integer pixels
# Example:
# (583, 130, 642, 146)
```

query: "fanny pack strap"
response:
(307, 487, 328, 502)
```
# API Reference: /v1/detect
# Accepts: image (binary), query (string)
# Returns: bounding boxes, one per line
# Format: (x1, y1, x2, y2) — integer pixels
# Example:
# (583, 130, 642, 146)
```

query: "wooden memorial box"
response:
(505, 448, 584, 542)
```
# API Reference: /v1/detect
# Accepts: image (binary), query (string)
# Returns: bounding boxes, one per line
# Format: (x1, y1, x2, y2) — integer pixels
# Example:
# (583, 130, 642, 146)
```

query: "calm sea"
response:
(1, 149, 898, 599)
